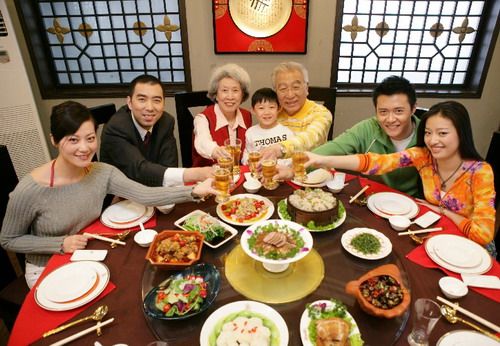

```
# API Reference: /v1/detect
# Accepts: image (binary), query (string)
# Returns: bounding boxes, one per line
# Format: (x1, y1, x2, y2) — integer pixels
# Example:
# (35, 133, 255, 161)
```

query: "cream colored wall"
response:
(5, 0, 500, 159)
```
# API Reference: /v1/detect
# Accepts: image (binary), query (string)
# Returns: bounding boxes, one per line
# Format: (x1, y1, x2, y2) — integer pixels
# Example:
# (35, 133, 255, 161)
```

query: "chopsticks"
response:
(49, 318, 114, 346)
(437, 296, 500, 333)
(349, 185, 370, 204)
(398, 227, 443, 236)
(84, 232, 126, 246)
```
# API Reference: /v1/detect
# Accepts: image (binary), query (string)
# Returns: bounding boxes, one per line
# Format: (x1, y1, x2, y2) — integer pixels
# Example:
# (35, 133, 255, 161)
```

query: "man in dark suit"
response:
(100, 74, 212, 187)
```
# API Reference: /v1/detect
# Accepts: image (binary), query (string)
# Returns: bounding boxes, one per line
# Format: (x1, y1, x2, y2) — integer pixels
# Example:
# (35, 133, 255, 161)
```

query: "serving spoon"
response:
(43, 305, 109, 338)
(440, 305, 500, 342)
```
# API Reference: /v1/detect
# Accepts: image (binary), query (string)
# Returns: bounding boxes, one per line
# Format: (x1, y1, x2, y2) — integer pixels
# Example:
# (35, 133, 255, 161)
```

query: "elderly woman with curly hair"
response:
(192, 63, 252, 167)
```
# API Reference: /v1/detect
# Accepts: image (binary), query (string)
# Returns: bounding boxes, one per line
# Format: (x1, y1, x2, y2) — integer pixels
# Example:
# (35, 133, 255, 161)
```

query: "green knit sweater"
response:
(313, 116, 421, 196)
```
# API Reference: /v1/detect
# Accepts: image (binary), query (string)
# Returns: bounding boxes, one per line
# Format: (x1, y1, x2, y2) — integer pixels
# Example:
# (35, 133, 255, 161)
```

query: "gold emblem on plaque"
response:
(228, 0, 292, 38)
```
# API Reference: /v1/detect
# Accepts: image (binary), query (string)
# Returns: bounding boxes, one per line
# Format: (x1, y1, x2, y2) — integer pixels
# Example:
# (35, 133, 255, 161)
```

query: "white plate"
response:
(292, 169, 333, 188)
(374, 197, 411, 215)
(341, 228, 392, 260)
(241, 219, 313, 265)
(40, 262, 98, 303)
(103, 200, 147, 224)
(174, 210, 238, 249)
(300, 300, 362, 346)
(35, 261, 110, 311)
(199, 300, 289, 346)
(434, 239, 483, 268)
(277, 199, 347, 232)
(101, 203, 154, 229)
(367, 192, 419, 219)
(216, 194, 274, 226)
(425, 234, 492, 274)
(437, 329, 499, 346)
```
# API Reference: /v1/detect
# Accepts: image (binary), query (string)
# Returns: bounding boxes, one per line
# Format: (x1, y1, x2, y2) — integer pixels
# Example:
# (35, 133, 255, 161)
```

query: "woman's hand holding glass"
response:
(211, 146, 231, 161)
(192, 178, 219, 200)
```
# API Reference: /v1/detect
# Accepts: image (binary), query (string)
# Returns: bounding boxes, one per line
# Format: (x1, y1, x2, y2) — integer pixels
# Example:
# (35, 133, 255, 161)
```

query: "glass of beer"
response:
(213, 168, 231, 203)
(261, 159, 278, 190)
(217, 156, 234, 187)
(224, 138, 242, 175)
(292, 150, 308, 182)
(248, 150, 262, 178)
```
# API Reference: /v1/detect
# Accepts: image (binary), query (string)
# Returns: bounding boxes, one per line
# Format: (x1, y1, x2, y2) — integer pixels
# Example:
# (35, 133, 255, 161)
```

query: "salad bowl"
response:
(143, 263, 221, 320)
(241, 219, 313, 273)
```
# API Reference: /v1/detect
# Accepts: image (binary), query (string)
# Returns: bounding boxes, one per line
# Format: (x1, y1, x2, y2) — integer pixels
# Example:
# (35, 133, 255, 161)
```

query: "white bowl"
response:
(326, 179, 344, 193)
(439, 276, 468, 299)
(243, 180, 261, 193)
(156, 203, 175, 214)
(134, 229, 158, 247)
(388, 215, 411, 231)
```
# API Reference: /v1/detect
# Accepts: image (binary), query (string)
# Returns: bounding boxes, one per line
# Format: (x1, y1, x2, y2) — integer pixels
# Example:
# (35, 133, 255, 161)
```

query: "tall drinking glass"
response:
(407, 298, 441, 346)
(292, 150, 307, 182)
(261, 159, 278, 190)
(248, 151, 262, 178)
(224, 138, 242, 175)
(213, 168, 231, 203)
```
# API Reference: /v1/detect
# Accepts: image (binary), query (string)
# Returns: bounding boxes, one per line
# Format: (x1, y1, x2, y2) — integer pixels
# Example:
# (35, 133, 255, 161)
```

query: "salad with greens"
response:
(155, 274, 207, 317)
(182, 212, 226, 242)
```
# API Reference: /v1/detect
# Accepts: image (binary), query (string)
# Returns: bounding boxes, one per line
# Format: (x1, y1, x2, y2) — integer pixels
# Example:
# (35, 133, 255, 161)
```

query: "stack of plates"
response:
(35, 261, 110, 311)
(101, 200, 154, 229)
(367, 192, 419, 219)
(425, 234, 492, 274)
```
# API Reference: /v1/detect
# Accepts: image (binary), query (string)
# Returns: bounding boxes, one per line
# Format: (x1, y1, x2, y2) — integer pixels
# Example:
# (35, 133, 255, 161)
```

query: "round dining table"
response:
(29, 176, 498, 346)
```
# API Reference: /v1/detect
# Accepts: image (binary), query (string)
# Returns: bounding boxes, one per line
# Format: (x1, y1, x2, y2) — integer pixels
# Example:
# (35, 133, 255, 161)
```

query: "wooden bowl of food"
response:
(145, 230, 204, 270)
(345, 264, 410, 318)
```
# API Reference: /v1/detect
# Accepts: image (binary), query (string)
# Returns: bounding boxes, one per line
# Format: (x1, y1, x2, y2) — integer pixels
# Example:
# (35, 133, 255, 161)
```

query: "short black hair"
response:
(372, 75, 416, 109)
(416, 101, 483, 160)
(50, 101, 96, 144)
(251, 88, 279, 108)
(128, 74, 164, 97)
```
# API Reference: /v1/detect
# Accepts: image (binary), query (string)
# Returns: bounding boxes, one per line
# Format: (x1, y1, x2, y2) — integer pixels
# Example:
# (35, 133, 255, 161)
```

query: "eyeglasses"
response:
(276, 82, 305, 95)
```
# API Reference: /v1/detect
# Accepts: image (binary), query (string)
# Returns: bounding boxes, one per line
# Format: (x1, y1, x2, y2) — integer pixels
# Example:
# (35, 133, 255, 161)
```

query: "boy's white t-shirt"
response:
(242, 123, 294, 165)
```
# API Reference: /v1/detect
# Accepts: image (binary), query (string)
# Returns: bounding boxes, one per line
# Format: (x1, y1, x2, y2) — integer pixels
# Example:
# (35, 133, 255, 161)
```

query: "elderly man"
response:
(100, 74, 212, 187)
(313, 75, 421, 196)
(260, 62, 332, 160)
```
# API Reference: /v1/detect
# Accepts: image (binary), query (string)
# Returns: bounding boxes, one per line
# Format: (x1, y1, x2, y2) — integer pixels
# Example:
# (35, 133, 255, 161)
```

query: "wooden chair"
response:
(174, 91, 213, 168)
(89, 103, 116, 162)
(308, 86, 337, 140)
(0, 145, 29, 331)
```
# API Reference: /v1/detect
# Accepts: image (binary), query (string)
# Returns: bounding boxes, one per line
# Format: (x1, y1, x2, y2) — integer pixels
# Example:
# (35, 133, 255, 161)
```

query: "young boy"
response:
(242, 88, 294, 165)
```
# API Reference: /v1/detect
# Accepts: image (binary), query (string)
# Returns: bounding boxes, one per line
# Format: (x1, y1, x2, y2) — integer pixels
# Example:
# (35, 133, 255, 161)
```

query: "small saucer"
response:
(439, 276, 468, 299)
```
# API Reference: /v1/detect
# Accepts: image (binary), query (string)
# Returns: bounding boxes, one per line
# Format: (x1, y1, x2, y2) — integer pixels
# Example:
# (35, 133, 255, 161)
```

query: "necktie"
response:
(143, 131, 151, 147)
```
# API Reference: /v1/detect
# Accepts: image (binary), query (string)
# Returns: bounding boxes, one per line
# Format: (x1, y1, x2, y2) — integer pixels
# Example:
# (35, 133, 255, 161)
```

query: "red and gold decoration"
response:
(213, 0, 308, 53)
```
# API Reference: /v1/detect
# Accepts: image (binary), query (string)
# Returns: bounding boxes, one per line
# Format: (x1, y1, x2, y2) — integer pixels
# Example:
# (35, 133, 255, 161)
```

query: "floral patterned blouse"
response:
(357, 147, 495, 246)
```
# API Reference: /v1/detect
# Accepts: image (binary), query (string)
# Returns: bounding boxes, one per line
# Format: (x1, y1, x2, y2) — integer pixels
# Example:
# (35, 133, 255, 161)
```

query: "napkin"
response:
(81, 214, 157, 235)
(8, 255, 116, 346)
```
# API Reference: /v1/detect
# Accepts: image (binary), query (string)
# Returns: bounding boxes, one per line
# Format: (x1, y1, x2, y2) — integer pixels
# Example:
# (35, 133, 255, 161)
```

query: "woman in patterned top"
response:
(278, 101, 496, 254)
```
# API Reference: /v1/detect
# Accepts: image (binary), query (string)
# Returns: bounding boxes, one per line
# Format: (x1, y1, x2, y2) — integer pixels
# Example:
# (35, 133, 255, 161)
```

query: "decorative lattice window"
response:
(331, 0, 499, 97)
(15, 0, 191, 98)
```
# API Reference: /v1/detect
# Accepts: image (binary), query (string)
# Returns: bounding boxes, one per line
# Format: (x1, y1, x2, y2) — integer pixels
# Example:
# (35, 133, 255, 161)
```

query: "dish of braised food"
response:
(153, 233, 201, 263)
(300, 299, 363, 346)
(359, 275, 404, 310)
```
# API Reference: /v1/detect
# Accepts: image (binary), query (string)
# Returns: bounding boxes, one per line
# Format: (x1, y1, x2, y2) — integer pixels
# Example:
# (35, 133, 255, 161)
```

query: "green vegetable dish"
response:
(306, 299, 364, 346)
(182, 213, 227, 243)
(350, 233, 381, 254)
(209, 311, 280, 346)
(154, 275, 207, 317)
(278, 199, 345, 231)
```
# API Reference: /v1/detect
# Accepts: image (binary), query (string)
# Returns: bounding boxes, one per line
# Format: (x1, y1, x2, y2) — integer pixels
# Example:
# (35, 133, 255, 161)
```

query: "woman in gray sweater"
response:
(0, 101, 216, 287)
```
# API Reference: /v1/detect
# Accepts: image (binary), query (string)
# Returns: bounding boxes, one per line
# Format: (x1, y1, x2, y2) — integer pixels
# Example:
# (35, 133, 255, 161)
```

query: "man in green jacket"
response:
(313, 76, 421, 196)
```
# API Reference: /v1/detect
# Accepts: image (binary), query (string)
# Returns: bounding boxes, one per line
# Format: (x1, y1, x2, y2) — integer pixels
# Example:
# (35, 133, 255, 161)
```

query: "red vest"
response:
(192, 105, 252, 167)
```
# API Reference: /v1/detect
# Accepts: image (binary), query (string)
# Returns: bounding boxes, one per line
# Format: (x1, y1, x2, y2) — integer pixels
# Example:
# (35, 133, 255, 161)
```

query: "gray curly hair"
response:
(207, 63, 251, 102)
(271, 61, 309, 88)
